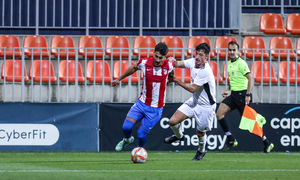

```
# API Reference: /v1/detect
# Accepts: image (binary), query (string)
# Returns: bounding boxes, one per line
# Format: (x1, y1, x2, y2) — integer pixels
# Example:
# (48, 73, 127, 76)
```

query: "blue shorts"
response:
(126, 99, 163, 132)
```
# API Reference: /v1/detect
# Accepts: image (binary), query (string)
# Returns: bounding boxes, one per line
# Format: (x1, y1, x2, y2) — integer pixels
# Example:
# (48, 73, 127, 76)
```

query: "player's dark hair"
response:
(228, 41, 239, 49)
(155, 42, 169, 56)
(195, 43, 210, 55)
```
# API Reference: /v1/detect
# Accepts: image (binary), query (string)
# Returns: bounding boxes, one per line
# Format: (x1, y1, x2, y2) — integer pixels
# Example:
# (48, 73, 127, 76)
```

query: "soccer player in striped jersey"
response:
(112, 42, 174, 151)
(165, 43, 216, 161)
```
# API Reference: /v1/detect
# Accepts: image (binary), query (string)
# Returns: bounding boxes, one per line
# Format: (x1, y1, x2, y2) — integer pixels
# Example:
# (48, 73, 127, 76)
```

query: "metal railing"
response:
(242, 0, 300, 15)
(0, 46, 299, 104)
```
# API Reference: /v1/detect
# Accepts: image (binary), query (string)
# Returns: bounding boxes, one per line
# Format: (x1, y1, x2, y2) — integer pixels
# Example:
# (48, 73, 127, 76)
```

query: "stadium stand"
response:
(105, 36, 130, 58)
(242, 36, 269, 59)
(174, 68, 191, 83)
(161, 36, 187, 58)
(251, 61, 278, 83)
(78, 35, 103, 58)
(269, 37, 296, 59)
(86, 60, 111, 83)
(187, 36, 215, 58)
(279, 61, 300, 84)
(1, 59, 29, 82)
(214, 36, 240, 58)
(260, 13, 286, 34)
(209, 61, 223, 83)
(29, 60, 56, 82)
(286, 13, 300, 35)
(51, 35, 76, 58)
(222, 63, 229, 83)
(113, 60, 139, 83)
(133, 36, 156, 58)
(0, 35, 22, 57)
(24, 35, 49, 58)
(59, 60, 85, 82)
(297, 38, 300, 57)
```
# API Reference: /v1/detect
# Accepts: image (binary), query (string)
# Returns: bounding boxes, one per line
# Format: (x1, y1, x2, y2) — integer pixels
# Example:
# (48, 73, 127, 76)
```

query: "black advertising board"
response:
(100, 103, 300, 152)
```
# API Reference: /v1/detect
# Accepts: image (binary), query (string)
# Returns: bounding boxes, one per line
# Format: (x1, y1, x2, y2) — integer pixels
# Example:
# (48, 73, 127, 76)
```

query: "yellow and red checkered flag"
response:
(239, 105, 266, 138)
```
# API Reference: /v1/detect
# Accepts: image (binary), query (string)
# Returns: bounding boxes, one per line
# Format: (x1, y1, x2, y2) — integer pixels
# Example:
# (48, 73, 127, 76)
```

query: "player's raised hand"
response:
(111, 79, 120, 87)
(167, 57, 176, 63)
(167, 71, 175, 84)
(222, 90, 230, 98)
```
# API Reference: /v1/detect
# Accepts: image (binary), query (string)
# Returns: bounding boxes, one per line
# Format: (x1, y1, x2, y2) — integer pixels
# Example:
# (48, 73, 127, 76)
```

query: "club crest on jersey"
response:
(163, 69, 168, 75)
(232, 71, 234, 76)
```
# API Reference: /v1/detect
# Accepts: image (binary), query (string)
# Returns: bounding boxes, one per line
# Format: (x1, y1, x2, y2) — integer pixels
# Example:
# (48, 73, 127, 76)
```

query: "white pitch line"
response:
(0, 169, 299, 173)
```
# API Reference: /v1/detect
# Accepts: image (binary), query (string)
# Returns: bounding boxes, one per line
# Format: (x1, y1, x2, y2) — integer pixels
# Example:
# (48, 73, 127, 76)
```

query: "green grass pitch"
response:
(0, 151, 299, 180)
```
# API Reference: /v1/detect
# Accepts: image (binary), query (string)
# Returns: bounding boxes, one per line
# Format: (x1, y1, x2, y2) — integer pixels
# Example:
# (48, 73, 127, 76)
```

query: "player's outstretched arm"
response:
(172, 76, 200, 93)
(111, 64, 138, 87)
(167, 57, 185, 68)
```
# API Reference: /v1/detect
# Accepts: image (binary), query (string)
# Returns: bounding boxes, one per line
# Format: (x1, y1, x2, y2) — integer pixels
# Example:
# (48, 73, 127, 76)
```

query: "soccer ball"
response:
(131, 147, 148, 163)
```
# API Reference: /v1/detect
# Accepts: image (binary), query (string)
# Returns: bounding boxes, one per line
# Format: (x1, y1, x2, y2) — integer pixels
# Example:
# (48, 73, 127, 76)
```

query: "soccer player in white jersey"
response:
(111, 42, 174, 151)
(165, 43, 216, 161)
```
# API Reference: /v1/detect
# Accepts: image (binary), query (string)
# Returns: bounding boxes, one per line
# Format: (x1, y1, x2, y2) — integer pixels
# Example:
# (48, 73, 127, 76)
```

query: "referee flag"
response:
(239, 105, 266, 138)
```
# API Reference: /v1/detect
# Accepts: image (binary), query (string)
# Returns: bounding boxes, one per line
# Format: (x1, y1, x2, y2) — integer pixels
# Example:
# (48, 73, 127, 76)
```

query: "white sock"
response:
(125, 136, 133, 142)
(198, 134, 207, 153)
(170, 123, 183, 138)
(225, 131, 232, 136)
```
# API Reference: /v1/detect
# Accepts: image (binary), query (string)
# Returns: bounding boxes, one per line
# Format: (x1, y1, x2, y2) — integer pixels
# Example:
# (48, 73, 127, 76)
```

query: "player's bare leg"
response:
(164, 110, 187, 144)
(217, 103, 238, 149)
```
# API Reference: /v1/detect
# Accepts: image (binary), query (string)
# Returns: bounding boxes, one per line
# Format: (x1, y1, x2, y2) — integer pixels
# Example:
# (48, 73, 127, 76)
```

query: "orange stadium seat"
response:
(113, 60, 139, 83)
(286, 13, 300, 35)
(86, 60, 111, 83)
(209, 61, 223, 83)
(174, 68, 190, 83)
(161, 36, 187, 58)
(296, 38, 300, 56)
(260, 13, 286, 34)
(79, 35, 103, 58)
(251, 61, 278, 83)
(105, 36, 130, 58)
(187, 36, 215, 58)
(242, 36, 269, 59)
(29, 60, 56, 82)
(1, 60, 29, 82)
(222, 63, 229, 82)
(279, 61, 300, 83)
(59, 60, 85, 82)
(0, 35, 22, 57)
(214, 36, 240, 58)
(24, 35, 49, 57)
(269, 37, 296, 59)
(133, 36, 156, 58)
(51, 35, 76, 58)
(297, 38, 300, 57)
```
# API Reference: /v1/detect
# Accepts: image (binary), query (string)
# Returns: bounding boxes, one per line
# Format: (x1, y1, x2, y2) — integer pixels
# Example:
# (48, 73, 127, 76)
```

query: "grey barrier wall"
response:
(100, 103, 300, 152)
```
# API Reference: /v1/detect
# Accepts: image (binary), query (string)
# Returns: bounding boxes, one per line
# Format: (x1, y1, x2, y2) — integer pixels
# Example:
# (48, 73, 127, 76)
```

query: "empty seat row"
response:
(260, 13, 300, 34)
(1, 59, 141, 83)
(1, 34, 300, 60)
(2, 59, 299, 84)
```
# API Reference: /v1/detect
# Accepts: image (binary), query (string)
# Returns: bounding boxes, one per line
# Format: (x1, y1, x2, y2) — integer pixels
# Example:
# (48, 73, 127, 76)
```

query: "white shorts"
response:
(178, 103, 216, 132)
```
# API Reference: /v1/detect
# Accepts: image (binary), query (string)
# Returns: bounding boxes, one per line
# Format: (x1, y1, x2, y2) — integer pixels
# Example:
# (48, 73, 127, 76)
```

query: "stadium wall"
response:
(100, 103, 300, 152)
(0, 102, 99, 151)
(0, 102, 299, 152)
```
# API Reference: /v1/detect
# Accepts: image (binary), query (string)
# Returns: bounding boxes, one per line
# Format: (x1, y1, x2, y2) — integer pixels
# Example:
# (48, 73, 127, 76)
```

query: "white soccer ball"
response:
(131, 147, 148, 163)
